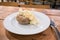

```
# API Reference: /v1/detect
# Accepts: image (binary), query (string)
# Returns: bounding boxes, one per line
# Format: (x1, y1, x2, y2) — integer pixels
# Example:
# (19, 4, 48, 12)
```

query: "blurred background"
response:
(0, 0, 60, 9)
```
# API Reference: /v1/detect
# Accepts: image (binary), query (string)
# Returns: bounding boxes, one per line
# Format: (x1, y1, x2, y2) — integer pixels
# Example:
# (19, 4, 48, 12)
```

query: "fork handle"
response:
(50, 25, 60, 40)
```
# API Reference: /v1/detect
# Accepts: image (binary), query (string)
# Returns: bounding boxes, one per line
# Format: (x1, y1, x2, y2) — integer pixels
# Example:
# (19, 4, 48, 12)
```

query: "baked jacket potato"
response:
(16, 15, 30, 25)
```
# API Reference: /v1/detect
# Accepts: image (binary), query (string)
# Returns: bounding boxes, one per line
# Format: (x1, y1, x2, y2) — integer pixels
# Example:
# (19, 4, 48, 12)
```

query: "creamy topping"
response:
(19, 9, 39, 25)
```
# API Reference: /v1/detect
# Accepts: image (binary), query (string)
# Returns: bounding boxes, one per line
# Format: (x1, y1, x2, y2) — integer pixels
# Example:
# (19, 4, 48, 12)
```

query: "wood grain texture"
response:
(0, 2, 18, 7)
(0, 6, 60, 40)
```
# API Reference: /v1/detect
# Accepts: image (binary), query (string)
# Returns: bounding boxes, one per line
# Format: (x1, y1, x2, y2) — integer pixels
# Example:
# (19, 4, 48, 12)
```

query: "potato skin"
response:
(16, 15, 30, 25)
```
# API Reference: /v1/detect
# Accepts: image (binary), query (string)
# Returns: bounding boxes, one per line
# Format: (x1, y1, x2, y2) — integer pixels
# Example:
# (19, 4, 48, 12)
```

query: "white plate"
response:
(3, 11, 50, 35)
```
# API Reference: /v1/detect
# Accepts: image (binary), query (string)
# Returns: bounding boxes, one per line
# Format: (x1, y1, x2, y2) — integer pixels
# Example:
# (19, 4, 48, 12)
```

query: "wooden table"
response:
(0, 6, 60, 40)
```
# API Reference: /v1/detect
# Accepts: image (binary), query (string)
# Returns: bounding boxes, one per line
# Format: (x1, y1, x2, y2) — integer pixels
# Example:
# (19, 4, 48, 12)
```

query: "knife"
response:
(50, 20, 60, 40)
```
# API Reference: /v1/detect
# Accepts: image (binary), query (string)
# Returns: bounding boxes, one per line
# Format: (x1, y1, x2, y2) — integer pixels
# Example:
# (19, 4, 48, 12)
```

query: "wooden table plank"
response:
(0, 6, 19, 19)
(0, 7, 60, 19)
(0, 20, 9, 40)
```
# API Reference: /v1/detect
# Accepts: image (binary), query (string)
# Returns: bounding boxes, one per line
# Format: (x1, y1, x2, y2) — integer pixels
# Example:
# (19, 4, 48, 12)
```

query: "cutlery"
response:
(50, 19, 60, 40)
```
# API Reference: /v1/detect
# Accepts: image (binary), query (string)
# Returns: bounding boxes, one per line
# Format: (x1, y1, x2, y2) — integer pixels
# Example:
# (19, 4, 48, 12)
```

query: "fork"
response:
(50, 19, 60, 40)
